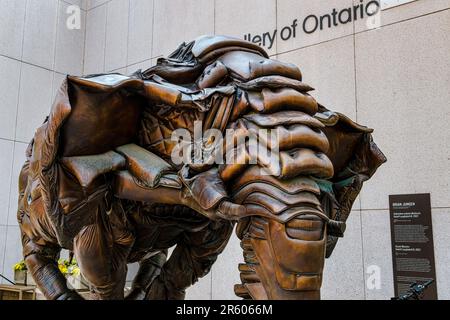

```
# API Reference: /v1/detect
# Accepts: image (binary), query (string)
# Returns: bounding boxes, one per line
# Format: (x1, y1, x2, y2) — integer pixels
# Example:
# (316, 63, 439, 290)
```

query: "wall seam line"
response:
(213, 0, 216, 35)
(355, 7, 450, 36)
(150, 0, 156, 61)
(88, 0, 112, 12)
(61, 0, 87, 12)
(125, 0, 130, 71)
(275, 0, 278, 55)
(353, 9, 366, 299)
(82, 8, 88, 75)
(0, 54, 71, 74)
(52, 0, 61, 72)
(103, 2, 108, 72)
(1, 0, 28, 281)
(359, 209, 368, 300)
(277, 33, 354, 57)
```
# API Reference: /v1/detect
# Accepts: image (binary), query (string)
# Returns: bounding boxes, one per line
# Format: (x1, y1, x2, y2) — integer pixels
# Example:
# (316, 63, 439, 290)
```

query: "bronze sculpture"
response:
(16, 35, 386, 300)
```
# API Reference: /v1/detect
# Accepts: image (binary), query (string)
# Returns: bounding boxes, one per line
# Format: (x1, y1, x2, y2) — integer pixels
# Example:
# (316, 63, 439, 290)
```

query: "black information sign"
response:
(389, 193, 438, 299)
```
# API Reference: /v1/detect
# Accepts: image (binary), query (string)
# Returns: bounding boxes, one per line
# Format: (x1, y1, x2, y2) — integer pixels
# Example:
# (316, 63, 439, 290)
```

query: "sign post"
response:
(389, 193, 438, 299)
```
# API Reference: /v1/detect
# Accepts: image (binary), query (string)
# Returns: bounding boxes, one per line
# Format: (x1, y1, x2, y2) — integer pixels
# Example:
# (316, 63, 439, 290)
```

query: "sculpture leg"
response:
(22, 235, 82, 300)
(125, 250, 167, 300)
(18, 162, 82, 300)
(238, 215, 326, 300)
(146, 220, 234, 300)
(73, 201, 135, 300)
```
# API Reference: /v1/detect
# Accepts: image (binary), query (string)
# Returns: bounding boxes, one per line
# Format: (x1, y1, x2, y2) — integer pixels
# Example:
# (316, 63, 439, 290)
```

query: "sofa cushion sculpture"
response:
(17, 35, 386, 300)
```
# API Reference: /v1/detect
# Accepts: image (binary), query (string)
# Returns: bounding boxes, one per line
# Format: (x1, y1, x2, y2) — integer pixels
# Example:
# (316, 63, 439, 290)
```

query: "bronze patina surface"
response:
(17, 35, 386, 300)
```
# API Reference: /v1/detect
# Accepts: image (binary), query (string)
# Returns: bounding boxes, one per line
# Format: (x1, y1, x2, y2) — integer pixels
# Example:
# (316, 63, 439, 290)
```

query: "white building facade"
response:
(0, 0, 449, 300)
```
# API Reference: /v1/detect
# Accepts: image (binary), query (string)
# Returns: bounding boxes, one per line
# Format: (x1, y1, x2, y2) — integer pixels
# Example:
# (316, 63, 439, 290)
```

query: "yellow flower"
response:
(57, 258, 81, 276)
(13, 261, 27, 271)
(58, 264, 68, 275)
(72, 267, 81, 276)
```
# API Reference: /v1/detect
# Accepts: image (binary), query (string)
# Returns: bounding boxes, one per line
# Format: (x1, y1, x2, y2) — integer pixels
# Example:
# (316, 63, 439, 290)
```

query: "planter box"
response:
(14, 270, 88, 290)
(14, 270, 27, 286)
(26, 272, 36, 286)
(67, 274, 88, 290)
(14, 270, 36, 286)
